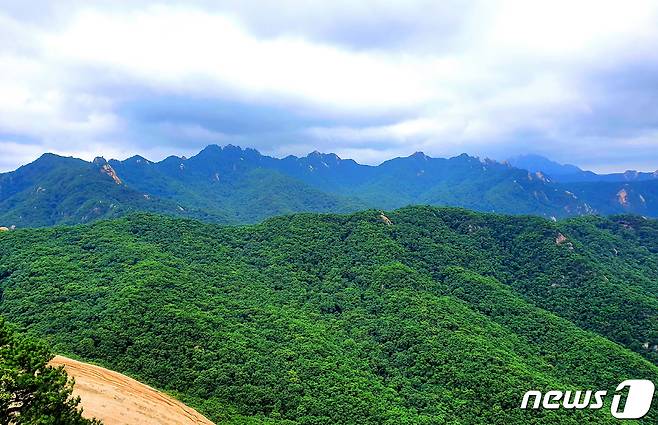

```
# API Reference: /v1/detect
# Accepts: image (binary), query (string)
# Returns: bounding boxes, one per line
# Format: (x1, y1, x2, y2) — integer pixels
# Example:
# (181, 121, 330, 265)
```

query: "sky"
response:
(2, 0, 658, 173)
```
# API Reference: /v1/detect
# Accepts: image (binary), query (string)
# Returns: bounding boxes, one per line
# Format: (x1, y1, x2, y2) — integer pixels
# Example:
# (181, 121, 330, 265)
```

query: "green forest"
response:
(1, 206, 658, 423)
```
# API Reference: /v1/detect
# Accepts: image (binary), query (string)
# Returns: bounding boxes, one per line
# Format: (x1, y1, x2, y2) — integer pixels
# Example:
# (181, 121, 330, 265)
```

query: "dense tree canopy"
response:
(1, 206, 658, 423)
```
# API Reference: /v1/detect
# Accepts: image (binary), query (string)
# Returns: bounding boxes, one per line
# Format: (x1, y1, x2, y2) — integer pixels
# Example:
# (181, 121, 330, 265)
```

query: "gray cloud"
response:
(1, 1, 658, 172)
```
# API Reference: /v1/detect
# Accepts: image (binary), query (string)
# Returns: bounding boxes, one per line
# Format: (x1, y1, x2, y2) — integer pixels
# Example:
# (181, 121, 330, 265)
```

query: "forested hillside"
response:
(1, 207, 658, 423)
(0, 154, 228, 227)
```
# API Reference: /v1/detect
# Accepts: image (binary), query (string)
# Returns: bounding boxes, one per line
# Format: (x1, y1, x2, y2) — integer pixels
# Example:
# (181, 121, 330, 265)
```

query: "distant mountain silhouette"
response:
(509, 153, 658, 183)
(508, 154, 588, 179)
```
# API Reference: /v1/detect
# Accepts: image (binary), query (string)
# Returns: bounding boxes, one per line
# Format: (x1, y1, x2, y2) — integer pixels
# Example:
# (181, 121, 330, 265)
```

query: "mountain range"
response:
(2, 145, 658, 228)
(508, 154, 658, 183)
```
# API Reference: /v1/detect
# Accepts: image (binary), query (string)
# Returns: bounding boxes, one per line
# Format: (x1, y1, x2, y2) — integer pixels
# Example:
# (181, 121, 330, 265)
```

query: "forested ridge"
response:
(1, 206, 658, 423)
(4, 145, 658, 229)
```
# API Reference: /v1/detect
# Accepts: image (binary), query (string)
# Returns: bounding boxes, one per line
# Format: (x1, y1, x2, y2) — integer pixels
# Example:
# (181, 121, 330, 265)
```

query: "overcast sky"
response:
(2, 0, 658, 173)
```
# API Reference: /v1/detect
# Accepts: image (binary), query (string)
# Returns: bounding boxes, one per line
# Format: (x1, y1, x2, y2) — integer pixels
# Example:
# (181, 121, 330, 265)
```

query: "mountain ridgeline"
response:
(509, 154, 658, 183)
(2, 145, 658, 228)
(1, 207, 658, 423)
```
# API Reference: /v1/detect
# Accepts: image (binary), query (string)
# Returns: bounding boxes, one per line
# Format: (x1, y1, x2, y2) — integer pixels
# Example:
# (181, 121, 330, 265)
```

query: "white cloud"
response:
(43, 7, 457, 111)
(1, 1, 658, 171)
(487, 0, 658, 55)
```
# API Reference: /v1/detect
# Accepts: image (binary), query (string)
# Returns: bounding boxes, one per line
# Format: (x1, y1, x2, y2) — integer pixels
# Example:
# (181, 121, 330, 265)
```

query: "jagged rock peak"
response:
(199, 144, 222, 155)
(453, 153, 474, 160)
(224, 144, 241, 150)
(197, 144, 261, 157)
(410, 151, 428, 159)
(125, 155, 150, 164)
(307, 151, 340, 160)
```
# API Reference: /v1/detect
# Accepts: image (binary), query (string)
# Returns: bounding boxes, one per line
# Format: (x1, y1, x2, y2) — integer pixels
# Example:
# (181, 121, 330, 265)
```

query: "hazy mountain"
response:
(109, 145, 364, 223)
(508, 154, 587, 179)
(591, 169, 658, 183)
(344, 152, 587, 216)
(3, 145, 658, 228)
(509, 154, 658, 183)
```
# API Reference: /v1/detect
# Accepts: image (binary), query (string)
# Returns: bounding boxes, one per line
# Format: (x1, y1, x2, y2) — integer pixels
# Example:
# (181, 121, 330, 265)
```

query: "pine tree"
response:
(0, 318, 101, 424)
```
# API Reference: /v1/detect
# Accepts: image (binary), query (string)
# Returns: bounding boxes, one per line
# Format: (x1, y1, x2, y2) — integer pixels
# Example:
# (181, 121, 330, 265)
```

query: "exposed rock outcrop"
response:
(100, 164, 122, 185)
(535, 171, 550, 183)
(378, 213, 393, 225)
(94, 157, 123, 185)
(555, 232, 574, 249)
(617, 188, 629, 207)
